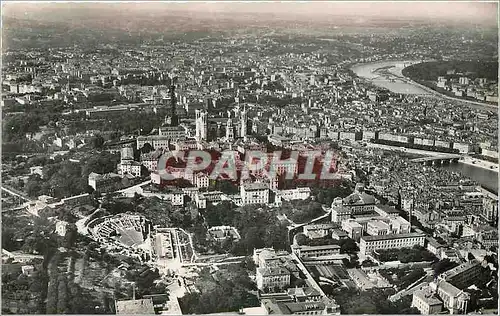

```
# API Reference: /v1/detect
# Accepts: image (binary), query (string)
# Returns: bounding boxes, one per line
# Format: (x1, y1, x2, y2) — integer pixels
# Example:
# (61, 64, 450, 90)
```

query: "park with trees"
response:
(329, 287, 419, 314)
(373, 245, 437, 263)
(20, 150, 120, 199)
(179, 264, 258, 314)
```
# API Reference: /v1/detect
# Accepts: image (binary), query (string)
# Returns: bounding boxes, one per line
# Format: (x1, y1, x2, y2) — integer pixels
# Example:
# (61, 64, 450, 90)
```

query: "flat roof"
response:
(243, 182, 268, 190)
(304, 223, 338, 229)
(362, 232, 426, 242)
(293, 244, 341, 251)
(368, 220, 390, 229)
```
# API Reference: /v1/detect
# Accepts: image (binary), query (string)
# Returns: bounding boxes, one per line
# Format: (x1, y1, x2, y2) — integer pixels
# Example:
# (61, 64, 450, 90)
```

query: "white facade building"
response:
(193, 173, 210, 189)
(277, 187, 311, 201)
(359, 232, 426, 256)
(241, 182, 269, 205)
(195, 109, 208, 141)
(117, 160, 142, 177)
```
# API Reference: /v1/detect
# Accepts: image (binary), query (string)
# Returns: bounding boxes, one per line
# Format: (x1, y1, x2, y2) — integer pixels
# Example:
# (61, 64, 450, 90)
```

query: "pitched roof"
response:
(258, 266, 290, 277)
(413, 289, 443, 306)
(343, 191, 376, 205)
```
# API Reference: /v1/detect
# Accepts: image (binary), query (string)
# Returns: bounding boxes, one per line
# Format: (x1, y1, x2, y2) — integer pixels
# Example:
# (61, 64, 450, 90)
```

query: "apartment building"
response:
(241, 182, 269, 205)
(88, 172, 123, 193)
(137, 126, 186, 150)
(331, 204, 351, 223)
(359, 232, 426, 256)
(426, 237, 446, 258)
(171, 191, 184, 206)
(277, 187, 311, 201)
(256, 266, 291, 291)
(193, 172, 210, 189)
(195, 193, 207, 209)
(158, 126, 187, 139)
(140, 150, 163, 172)
(117, 160, 142, 177)
(303, 223, 339, 239)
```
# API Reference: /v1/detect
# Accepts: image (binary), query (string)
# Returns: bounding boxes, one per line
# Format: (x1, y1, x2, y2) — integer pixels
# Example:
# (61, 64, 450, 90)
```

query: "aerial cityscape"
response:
(1, 2, 498, 315)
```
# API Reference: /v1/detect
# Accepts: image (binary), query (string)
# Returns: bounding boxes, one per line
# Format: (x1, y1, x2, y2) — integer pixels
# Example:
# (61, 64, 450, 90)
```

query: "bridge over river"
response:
(410, 154, 462, 165)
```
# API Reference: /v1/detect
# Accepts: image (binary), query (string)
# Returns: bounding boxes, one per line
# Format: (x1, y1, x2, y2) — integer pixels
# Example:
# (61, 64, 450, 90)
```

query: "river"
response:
(352, 60, 498, 195)
(351, 60, 498, 111)
(441, 162, 498, 195)
(351, 60, 431, 95)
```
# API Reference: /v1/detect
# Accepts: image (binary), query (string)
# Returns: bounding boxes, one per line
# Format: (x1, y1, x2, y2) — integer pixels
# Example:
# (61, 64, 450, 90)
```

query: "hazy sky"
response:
(3, 1, 498, 25)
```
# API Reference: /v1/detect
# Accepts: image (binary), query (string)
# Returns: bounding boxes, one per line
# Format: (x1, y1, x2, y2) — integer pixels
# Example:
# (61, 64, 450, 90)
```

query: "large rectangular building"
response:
(411, 288, 443, 315)
(341, 219, 363, 241)
(431, 280, 470, 314)
(359, 232, 426, 256)
(366, 220, 390, 236)
(277, 187, 311, 201)
(137, 126, 186, 150)
(303, 223, 339, 239)
(438, 259, 483, 289)
(291, 244, 341, 259)
(256, 266, 291, 291)
(88, 172, 123, 193)
(241, 182, 269, 205)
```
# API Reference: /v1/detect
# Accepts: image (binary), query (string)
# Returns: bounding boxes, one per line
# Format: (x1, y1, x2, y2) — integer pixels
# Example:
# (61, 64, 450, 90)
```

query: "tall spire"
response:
(170, 78, 179, 127)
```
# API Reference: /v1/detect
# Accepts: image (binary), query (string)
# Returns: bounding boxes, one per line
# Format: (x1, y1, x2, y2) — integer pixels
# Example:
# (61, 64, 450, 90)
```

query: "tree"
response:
(345, 298, 378, 314)
(295, 233, 308, 246)
(339, 238, 359, 254)
(263, 223, 289, 250)
(26, 177, 43, 197)
(57, 275, 69, 313)
(241, 257, 256, 272)
(141, 143, 153, 154)
(92, 134, 105, 149)
(46, 279, 58, 314)
(2, 228, 16, 251)
(292, 278, 306, 288)
(468, 252, 476, 261)
(64, 224, 78, 249)
(362, 259, 377, 267)
(400, 268, 425, 289)
(179, 266, 258, 314)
